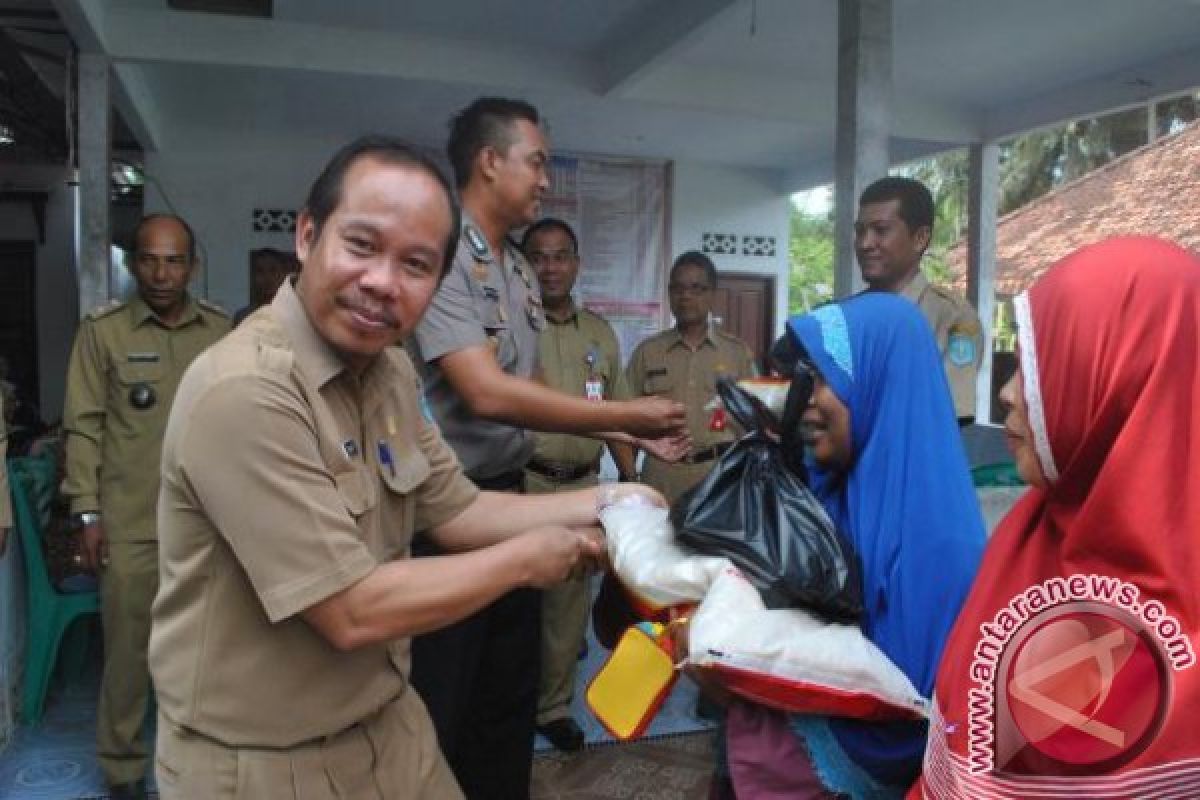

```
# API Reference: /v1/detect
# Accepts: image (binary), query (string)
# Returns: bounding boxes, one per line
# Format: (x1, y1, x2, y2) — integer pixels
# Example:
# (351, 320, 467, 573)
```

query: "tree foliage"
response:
(789, 92, 1200, 308)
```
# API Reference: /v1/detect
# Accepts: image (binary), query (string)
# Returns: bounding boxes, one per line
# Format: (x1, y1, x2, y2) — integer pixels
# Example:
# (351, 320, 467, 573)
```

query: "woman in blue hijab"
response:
(722, 292, 985, 798)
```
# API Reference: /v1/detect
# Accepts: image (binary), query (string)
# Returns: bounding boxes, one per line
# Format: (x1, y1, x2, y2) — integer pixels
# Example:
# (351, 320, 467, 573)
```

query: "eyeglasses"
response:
(668, 282, 713, 295)
(527, 249, 577, 267)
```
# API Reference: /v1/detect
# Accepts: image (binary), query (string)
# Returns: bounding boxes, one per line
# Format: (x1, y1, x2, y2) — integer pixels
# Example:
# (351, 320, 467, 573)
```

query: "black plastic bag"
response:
(673, 379, 863, 621)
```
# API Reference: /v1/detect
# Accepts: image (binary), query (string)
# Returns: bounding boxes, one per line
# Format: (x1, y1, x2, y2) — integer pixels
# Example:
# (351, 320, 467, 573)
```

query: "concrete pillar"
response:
(833, 0, 892, 298)
(77, 53, 111, 317)
(967, 141, 999, 425)
(1146, 101, 1157, 143)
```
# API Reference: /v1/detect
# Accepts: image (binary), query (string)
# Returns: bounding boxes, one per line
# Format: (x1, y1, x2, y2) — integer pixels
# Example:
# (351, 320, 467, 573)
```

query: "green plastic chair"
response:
(7, 455, 101, 723)
(971, 461, 1026, 488)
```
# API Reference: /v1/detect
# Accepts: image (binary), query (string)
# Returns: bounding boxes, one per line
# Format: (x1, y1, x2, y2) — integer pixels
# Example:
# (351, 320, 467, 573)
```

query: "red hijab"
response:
(917, 237, 1200, 798)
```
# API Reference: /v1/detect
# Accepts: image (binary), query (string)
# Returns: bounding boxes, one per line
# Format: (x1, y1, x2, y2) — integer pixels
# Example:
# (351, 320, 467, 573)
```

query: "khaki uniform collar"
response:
(129, 292, 203, 329)
(897, 270, 929, 303)
(666, 324, 717, 351)
(272, 278, 352, 390)
(544, 299, 580, 326)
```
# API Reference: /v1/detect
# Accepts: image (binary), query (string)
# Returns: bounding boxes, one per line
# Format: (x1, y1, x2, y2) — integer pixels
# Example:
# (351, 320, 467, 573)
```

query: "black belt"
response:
(526, 458, 598, 483)
(472, 470, 526, 492)
(680, 441, 733, 465)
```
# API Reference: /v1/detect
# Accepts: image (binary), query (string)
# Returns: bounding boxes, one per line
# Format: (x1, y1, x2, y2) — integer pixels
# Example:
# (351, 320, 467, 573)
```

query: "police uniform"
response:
(61, 293, 228, 787)
(408, 214, 546, 799)
(523, 302, 626, 730)
(626, 325, 756, 505)
(149, 280, 477, 799)
(899, 271, 983, 422)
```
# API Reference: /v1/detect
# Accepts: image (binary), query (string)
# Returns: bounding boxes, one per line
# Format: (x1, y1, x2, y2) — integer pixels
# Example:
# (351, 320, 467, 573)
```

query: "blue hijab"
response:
(787, 292, 985, 786)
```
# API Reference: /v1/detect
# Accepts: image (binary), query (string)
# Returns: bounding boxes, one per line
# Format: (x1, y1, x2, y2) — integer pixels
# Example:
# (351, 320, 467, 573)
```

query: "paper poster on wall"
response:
(539, 155, 669, 363)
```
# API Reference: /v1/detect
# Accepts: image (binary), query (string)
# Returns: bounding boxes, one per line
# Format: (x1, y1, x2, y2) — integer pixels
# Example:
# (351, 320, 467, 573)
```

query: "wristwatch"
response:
(76, 511, 101, 528)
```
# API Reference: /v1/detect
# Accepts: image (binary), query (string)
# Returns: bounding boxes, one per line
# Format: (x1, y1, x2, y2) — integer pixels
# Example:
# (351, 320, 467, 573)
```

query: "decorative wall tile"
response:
(742, 235, 776, 257)
(701, 232, 737, 255)
(252, 208, 297, 233)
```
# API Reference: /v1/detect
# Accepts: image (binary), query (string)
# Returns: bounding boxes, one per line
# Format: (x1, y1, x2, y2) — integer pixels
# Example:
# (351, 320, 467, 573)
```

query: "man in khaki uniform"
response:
(627, 251, 757, 506)
(519, 218, 631, 752)
(409, 98, 686, 799)
(856, 176, 983, 424)
(148, 137, 656, 800)
(61, 213, 229, 799)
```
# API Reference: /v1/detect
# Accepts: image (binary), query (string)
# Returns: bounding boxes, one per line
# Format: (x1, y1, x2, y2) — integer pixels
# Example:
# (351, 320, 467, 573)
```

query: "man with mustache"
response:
(408, 97, 687, 798)
(62, 213, 230, 800)
(149, 137, 650, 799)
(855, 177, 983, 425)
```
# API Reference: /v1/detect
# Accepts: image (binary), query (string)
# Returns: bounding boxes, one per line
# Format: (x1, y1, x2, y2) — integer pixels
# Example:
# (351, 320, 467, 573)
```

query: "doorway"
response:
(0, 240, 39, 412)
(712, 272, 775, 372)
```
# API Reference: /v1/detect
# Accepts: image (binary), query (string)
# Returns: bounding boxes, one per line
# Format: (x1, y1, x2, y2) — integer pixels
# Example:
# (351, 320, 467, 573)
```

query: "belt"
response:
(526, 458, 598, 483)
(472, 470, 526, 492)
(680, 441, 733, 465)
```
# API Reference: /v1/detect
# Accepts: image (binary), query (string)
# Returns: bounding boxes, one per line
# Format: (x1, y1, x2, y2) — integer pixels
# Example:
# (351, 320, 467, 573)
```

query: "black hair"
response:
(134, 213, 197, 262)
(520, 217, 578, 255)
(303, 135, 461, 276)
(670, 250, 718, 288)
(859, 176, 935, 236)
(446, 97, 541, 189)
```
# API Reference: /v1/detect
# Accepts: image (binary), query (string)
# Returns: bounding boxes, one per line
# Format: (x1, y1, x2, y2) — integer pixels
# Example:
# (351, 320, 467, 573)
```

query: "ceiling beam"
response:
(595, 0, 739, 96)
(982, 44, 1200, 141)
(99, 8, 591, 93)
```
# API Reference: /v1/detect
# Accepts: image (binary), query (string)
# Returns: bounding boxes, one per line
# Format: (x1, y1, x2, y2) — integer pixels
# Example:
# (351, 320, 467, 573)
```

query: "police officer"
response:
(61, 213, 229, 799)
(148, 137, 653, 800)
(519, 217, 631, 752)
(855, 176, 984, 424)
(627, 251, 757, 506)
(409, 97, 687, 799)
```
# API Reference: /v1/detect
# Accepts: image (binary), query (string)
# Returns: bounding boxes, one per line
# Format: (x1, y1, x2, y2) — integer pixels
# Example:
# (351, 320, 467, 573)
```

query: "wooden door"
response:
(712, 272, 775, 372)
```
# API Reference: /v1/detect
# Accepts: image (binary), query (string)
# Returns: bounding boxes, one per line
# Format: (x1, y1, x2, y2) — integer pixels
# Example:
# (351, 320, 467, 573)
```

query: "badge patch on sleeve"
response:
(947, 330, 977, 367)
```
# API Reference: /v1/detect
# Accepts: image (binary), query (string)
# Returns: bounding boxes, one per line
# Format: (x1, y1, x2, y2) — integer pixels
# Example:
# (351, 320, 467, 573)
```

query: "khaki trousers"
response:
(97, 539, 158, 785)
(523, 470, 596, 725)
(155, 689, 462, 799)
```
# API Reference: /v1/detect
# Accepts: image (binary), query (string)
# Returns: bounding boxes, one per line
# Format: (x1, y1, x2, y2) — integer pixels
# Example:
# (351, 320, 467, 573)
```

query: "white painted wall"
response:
(143, 138, 337, 314)
(670, 161, 791, 338)
(144, 145, 794, 344)
(0, 165, 80, 422)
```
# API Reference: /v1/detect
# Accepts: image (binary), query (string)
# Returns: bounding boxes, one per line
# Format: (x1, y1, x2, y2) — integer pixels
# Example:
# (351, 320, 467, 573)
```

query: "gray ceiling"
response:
(49, 0, 1200, 187)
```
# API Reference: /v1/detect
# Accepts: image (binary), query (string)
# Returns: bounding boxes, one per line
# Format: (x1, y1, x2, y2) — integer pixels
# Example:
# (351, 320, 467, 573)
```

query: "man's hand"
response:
(622, 396, 687, 438)
(636, 431, 692, 464)
(80, 521, 107, 572)
(514, 526, 607, 589)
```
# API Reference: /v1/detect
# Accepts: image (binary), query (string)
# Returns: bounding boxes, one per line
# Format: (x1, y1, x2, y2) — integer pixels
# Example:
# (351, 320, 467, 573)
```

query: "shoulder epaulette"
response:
(197, 298, 230, 318)
(85, 299, 125, 321)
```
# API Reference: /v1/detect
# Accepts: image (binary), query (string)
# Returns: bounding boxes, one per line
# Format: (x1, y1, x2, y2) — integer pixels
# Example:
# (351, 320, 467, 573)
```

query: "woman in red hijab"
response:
(915, 236, 1200, 798)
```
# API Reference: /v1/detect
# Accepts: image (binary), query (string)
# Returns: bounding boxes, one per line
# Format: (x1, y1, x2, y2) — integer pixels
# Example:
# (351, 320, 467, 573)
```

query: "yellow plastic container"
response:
(586, 623, 678, 740)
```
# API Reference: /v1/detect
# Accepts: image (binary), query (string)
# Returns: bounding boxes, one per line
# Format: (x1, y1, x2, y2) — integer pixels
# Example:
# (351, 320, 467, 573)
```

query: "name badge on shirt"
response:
(584, 348, 604, 401)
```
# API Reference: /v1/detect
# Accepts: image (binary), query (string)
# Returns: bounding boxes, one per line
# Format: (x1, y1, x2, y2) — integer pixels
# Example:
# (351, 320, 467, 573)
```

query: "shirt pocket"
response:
(378, 443, 431, 555)
(333, 467, 376, 519)
(483, 321, 517, 371)
(112, 360, 167, 424)
(643, 369, 674, 396)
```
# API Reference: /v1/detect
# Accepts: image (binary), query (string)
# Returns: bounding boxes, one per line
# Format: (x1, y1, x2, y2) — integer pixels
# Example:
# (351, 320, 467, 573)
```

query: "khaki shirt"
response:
(530, 304, 628, 470)
(899, 271, 983, 420)
(61, 294, 230, 541)
(149, 280, 478, 748)
(0, 398, 10, 529)
(626, 326, 755, 502)
(410, 215, 545, 480)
